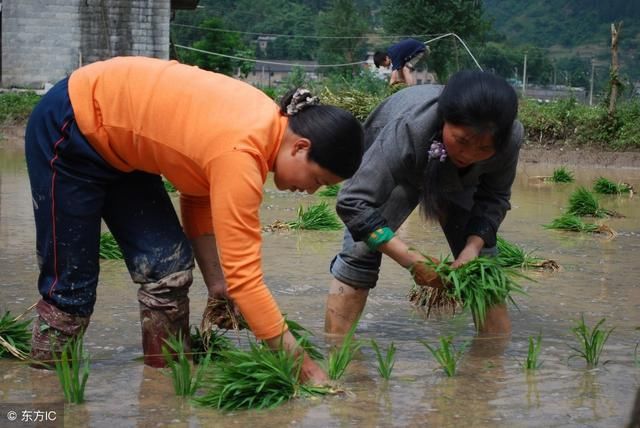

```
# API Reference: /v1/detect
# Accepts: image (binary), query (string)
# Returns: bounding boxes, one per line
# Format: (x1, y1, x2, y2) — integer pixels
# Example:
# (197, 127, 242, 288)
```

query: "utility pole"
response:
(589, 59, 595, 106)
(522, 53, 528, 97)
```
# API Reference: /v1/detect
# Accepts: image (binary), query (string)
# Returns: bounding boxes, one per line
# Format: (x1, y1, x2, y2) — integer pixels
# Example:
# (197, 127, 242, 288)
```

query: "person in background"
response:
(324, 70, 522, 337)
(25, 56, 364, 384)
(373, 38, 429, 86)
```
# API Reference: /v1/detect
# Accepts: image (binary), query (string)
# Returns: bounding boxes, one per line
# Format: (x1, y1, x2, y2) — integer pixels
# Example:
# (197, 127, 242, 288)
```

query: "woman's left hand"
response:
(451, 235, 485, 268)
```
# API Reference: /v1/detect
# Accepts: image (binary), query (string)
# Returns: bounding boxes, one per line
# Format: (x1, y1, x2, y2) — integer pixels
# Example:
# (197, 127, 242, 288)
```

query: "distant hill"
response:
(483, 0, 639, 79)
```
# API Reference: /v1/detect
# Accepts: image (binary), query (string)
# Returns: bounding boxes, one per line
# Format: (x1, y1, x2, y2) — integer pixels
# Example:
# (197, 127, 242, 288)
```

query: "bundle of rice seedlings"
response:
(317, 184, 341, 197)
(549, 166, 574, 183)
(0, 311, 31, 360)
(593, 177, 633, 195)
(567, 187, 614, 218)
(194, 340, 333, 410)
(287, 202, 343, 231)
(544, 213, 616, 237)
(285, 318, 323, 361)
(200, 297, 248, 334)
(262, 220, 291, 232)
(163, 178, 177, 193)
(413, 257, 527, 330)
(326, 320, 362, 380)
(496, 236, 559, 271)
(53, 334, 90, 404)
(190, 326, 235, 364)
(99, 232, 123, 260)
(162, 333, 211, 397)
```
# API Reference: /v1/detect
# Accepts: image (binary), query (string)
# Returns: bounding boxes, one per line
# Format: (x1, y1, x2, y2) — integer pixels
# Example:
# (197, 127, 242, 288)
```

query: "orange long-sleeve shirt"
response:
(68, 56, 289, 339)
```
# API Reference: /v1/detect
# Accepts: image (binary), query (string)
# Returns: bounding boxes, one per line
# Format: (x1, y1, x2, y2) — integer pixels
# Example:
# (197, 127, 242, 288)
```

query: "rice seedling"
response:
(327, 319, 363, 380)
(543, 214, 616, 237)
(370, 339, 396, 380)
(568, 314, 614, 367)
(592, 177, 633, 194)
(285, 318, 324, 361)
(194, 340, 332, 410)
(567, 186, 613, 218)
(414, 256, 527, 330)
(53, 334, 90, 404)
(522, 333, 543, 370)
(496, 236, 559, 271)
(0, 311, 31, 360)
(163, 178, 177, 193)
(549, 166, 574, 183)
(287, 202, 343, 231)
(99, 231, 123, 260)
(421, 335, 468, 377)
(317, 184, 341, 197)
(162, 333, 211, 397)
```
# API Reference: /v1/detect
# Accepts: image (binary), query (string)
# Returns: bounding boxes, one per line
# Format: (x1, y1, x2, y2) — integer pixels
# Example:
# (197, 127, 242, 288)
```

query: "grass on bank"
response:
(0, 91, 41, 124)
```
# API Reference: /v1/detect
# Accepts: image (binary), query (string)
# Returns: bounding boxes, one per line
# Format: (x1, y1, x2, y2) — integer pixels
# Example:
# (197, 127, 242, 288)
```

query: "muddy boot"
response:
(475, 303, 512, 337)
(137, 269, 192, 368)
(29, 300, 90, 369)
(324, 279, 368, 337)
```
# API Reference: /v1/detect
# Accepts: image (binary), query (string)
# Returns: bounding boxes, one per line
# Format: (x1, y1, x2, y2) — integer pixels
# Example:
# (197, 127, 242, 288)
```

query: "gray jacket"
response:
(336, 84, 524, 248)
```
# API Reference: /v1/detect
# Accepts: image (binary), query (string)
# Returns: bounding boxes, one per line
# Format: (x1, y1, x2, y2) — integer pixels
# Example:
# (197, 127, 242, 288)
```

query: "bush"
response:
(0, 91, 41, 124)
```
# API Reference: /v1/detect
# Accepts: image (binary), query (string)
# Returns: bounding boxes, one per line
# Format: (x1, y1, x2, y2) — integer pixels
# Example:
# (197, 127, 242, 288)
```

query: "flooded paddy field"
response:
(1, 128, 639, 427)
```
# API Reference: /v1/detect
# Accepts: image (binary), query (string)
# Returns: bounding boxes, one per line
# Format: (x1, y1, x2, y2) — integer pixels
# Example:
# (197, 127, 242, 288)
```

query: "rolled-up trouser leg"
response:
(137, 269, 193, 368)
(30, 300, 91, 369)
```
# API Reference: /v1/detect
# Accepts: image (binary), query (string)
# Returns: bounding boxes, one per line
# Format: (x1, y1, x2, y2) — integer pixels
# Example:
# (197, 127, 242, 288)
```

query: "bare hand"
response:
(299, 352, 329, 385)
(451, 243, 482, 268)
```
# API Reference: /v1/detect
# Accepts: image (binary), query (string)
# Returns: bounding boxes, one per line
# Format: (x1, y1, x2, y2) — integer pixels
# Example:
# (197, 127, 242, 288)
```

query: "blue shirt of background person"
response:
(387, 38, 426, 70)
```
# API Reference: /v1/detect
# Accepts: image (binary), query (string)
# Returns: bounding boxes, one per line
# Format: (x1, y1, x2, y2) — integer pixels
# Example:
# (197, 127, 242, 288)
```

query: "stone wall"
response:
(1, 0, 171, 89)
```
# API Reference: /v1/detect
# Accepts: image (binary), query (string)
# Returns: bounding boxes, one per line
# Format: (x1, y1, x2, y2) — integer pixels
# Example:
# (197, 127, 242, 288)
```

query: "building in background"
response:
(1, 0, 198, 89)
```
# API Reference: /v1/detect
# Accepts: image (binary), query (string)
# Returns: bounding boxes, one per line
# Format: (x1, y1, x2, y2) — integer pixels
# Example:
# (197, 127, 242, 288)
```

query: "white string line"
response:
(175, 33, 483, 70)
(171, 23, 442, 40)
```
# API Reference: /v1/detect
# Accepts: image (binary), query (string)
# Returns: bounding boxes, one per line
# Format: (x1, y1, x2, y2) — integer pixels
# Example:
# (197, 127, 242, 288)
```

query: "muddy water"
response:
(1, 128, 639, 427)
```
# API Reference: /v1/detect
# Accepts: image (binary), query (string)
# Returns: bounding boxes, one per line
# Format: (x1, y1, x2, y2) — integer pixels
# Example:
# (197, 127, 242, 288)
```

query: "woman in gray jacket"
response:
(325, 70, 523, 336)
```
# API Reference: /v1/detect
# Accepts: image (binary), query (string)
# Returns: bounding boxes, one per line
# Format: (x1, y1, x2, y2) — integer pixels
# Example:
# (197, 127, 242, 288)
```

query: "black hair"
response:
(373, 51, 388, 68)
(279, 88, 364, 179)
(420, 70, 518, 220)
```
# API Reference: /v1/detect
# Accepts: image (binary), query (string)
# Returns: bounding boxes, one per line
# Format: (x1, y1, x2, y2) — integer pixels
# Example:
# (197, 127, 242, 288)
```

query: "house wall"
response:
(1, 0, 170, 89)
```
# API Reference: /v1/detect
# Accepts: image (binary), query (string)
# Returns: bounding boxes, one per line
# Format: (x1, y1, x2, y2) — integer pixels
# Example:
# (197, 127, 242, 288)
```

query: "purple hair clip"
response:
(428, 140, 447, 162)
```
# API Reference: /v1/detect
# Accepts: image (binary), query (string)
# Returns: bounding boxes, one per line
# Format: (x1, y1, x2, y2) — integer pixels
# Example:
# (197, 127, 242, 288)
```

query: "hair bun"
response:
(286, 88, 320, 116)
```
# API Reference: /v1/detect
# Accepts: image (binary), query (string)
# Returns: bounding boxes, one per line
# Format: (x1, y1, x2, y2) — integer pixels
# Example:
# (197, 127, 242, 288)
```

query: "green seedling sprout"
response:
(0, 311, 31, 360)
(593, 177, 632, 194)
(549, 166, 574, 183)
(327, 319, 362, 380)
(53, 334, 90, 404)
(522, 333, 543, 370)
(194, 339, 332, 411)
(162, 333, 211, 397)
(421, 335, 468, 377)
(370, 339, 396, 380)
(287, 202, 343, 231)
(99, 232, 124, 260)
(568, 314, 614, 367)
(317, 184, 341, 197)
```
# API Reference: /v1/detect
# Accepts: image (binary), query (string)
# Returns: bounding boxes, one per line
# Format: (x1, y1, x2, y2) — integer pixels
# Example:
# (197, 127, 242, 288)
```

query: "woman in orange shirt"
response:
(25, 56, 364, 383)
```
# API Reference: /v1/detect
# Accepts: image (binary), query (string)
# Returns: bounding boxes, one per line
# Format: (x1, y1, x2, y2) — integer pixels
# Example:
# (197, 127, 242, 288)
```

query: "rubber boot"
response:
(29, 299, 90, 369)
(475, 303, 512, 337)
(324, 279, 368, 337)
(137, 269, 192, 368)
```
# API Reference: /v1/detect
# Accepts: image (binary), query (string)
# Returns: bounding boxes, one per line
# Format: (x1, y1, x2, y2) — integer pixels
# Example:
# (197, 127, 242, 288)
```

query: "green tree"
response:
(317, 0, 370, 78)
(179, 17, 254, 77)
(380, 0, 491, 81)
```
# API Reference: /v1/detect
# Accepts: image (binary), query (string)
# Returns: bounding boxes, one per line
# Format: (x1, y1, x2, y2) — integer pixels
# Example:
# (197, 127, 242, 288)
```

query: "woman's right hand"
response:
(265, 330, 329, 385)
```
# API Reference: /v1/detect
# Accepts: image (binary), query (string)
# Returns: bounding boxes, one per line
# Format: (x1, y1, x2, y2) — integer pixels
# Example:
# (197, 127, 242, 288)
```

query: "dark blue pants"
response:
(24, 78, 194, 317)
